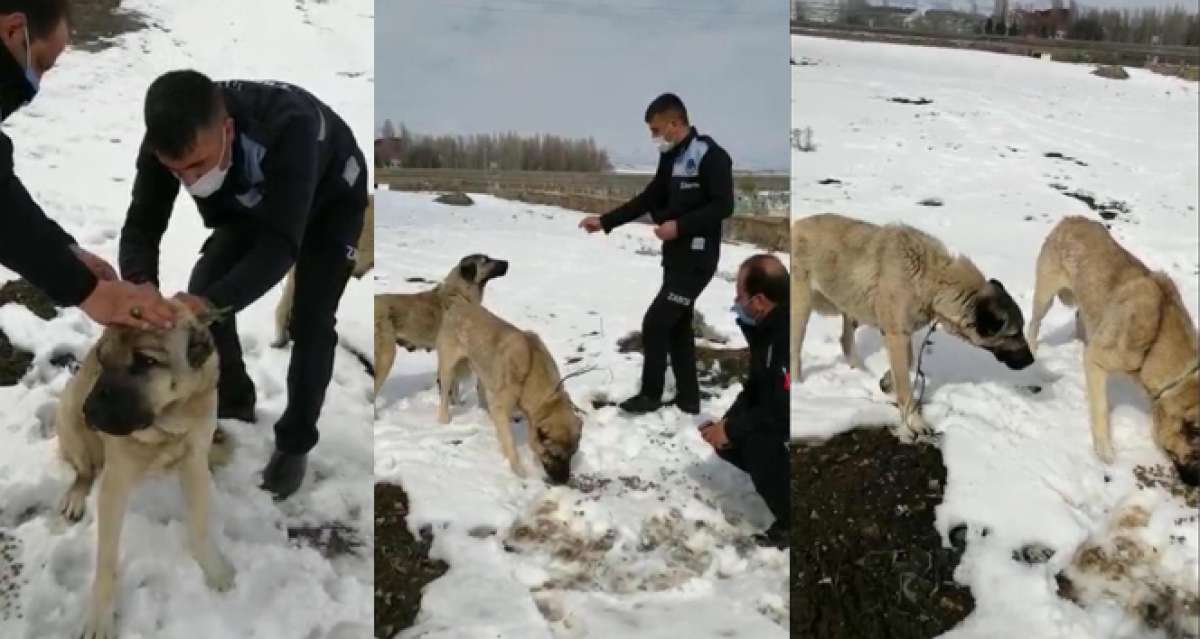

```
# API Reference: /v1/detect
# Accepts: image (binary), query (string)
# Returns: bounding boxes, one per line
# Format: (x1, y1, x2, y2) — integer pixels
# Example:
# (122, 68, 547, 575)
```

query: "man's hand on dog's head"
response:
(172, 292, 212, 317)
(81, 281, 176, 331)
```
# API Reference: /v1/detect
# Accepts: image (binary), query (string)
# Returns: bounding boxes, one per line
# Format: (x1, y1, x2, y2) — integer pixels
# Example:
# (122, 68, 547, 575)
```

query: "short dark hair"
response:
(0, 0, 70, 38)
(143, 70, 225, 159)
(644, 93, 688, 125)
(740, 254, 789, 304)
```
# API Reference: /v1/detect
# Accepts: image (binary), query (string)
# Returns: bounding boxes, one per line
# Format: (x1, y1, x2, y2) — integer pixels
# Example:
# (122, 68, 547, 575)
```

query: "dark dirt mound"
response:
(616, 330, 749, 391)
(287, 522, 364, 559)
(0, 280, 57, 386)
(0, 531, 24, 622)
(889, 97, 933, 105)
(435, 192, 474, 206)
(1092, 65, 1130, 80)
(70, 0, 151, 53)
(375, 482, 448, 639)
(791, 427, 975, 638)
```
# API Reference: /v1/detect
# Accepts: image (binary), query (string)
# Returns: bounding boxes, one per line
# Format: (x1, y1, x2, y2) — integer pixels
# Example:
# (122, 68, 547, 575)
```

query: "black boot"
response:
(218, 371, 257, 423)
(668, 395, 700, 415)
(753, 521, 790, 549)
(619, 394, 662, 414)
(260, 450, 307, 501)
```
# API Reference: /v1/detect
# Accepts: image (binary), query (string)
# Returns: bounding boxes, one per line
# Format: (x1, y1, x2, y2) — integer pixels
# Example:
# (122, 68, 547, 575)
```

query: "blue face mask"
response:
(732, 302, 757, 326)
(22, 25, 40, 96)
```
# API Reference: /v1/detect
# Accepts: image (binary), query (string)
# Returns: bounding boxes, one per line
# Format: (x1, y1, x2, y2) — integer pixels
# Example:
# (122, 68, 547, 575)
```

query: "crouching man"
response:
(699, 254, 790, 548)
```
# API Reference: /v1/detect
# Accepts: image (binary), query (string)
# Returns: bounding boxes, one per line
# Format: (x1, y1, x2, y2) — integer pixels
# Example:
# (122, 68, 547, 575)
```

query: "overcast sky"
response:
(377, 0, 790, 171)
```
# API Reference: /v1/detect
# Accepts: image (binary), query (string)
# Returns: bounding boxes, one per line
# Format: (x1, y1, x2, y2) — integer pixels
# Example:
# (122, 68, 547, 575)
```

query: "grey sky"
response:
(377, 0, 790, 171)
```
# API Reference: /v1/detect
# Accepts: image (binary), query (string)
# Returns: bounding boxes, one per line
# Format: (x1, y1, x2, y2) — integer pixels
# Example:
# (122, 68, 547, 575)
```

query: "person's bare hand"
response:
(80, 281, 176, 330)
(171, 292, 211, 317)
(70, 246, 118, 281)
(579, 216, 604, 234)
(699, 420, 730, 450)
(653, 220, 679, 241)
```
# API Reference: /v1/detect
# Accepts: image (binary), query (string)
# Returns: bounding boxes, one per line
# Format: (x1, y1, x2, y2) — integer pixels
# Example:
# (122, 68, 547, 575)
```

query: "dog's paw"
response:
(201, 552, 236, 593)
(79, 602, 117, 639)
(896, 410, 931, 444)
(59, 487, 87, 523)
(878, 369, 897, 393)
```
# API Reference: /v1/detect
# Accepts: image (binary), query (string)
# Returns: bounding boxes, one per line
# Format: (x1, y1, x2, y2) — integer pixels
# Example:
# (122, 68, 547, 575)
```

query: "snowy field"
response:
(792, 35, 1199, 638)
(0, 1, 374, 637)
(373, 191, 788, 639)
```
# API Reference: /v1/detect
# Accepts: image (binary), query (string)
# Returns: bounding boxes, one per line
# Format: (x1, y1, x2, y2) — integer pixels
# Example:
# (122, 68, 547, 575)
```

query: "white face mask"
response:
(185, 128, 231, 198)
(653, 135, 674, 153)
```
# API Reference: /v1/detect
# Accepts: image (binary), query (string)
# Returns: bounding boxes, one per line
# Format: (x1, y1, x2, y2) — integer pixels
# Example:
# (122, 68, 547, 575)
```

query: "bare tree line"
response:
(1066, 3, 1200, 45)
(375, 121, 614, 172)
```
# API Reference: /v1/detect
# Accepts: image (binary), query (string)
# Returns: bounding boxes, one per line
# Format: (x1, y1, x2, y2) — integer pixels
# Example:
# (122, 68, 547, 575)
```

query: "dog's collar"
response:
(1151, 361, 1200, 402)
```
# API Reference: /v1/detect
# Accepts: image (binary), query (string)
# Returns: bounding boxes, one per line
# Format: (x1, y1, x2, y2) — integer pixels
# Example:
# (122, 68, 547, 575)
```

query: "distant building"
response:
(921, 9, 985, 34)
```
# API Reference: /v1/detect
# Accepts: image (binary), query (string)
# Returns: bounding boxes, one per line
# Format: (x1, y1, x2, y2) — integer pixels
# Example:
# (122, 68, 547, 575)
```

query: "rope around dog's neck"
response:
(1151, 360, 1199, 402)
(913, 322, 939, 407)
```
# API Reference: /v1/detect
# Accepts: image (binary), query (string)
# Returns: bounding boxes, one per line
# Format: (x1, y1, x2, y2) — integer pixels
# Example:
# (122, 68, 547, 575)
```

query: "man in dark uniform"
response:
(580, 93, 734, 415)
(699, 254, 790, 548)
(0, 1, 174, 331)
(119, 70, 369, 500)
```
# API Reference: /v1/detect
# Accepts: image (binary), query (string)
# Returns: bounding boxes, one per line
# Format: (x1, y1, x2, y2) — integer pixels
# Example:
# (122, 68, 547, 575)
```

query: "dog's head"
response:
(444, 254, 509, 303)
(946, 279, 1034, 370)
(82, 302, 219, 436)
(529, 394, 583, 485)
(1152, 373, 1200, 486)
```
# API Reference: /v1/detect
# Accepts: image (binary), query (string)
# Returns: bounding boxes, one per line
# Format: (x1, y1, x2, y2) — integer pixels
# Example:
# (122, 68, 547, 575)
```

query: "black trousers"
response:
(189, 205, 363, 455)
(717, 432, 790, 527)
(639, 267, 715, 403)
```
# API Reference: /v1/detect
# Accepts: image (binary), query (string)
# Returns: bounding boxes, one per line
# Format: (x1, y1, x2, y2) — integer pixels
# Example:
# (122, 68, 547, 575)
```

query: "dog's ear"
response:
(187, 326, 215, 369)
(459, 261, 478, 282)
(988, 278, 1007, 293)
(975, 301, 1005, 338)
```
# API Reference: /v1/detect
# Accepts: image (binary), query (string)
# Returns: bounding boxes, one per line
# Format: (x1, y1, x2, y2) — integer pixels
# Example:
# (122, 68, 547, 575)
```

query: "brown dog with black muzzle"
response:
(791, 214, 1035, 442)
(435, 295, 582, 484)
(1027, 216, 1199, 485)
(56, 300, 235, 639)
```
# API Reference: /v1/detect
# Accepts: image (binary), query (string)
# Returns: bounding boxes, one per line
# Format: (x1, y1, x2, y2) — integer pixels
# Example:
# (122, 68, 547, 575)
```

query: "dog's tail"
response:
(208, 426, 235, 469)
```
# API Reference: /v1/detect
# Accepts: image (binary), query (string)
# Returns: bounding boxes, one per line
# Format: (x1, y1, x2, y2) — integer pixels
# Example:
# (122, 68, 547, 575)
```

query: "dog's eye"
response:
(129, 353, 161, 374)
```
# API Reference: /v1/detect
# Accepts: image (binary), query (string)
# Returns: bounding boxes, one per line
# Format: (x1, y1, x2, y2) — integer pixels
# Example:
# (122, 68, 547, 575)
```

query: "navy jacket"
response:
(601, 127, 734, 273)
(120, 80, 367, 312)
(724, 302, 790, 444)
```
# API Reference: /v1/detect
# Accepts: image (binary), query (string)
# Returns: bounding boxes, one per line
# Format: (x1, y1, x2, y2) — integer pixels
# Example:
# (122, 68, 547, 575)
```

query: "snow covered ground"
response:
(0, 1, 374, 637)
(373, 191, 788, 639)
(792, 35, 1199, 638)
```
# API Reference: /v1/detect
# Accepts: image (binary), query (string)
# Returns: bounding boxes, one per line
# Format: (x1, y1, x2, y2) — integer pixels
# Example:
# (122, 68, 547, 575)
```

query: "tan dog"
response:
(1027, 216, 1199, 485)
(272, 194, 375, 348)
(792, 214, 1034, 441)
(373, 254, 509, 397)
(435, 296, 582, 484)
(56, 300, 235, 639)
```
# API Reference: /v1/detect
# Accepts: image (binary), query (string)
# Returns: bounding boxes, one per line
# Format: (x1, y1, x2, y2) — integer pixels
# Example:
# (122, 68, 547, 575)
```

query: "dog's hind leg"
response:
(791, 270, 812, 380)
(271, 268, 297, 349)
(180, 445, 235, 592)
(374, 315, 397, 398)
(1027, 252, 1061, 358)
(81, 462, 136, 639)
(840, 315, 864, 370)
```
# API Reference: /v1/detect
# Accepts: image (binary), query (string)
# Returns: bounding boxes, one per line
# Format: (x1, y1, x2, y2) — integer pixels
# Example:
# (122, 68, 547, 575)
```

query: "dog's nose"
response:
(494, 260, 509, 276)
(1176, 461, 1200, 487)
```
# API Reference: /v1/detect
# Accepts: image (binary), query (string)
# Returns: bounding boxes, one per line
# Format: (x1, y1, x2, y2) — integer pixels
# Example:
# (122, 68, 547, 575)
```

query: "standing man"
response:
(119, 70, 369, 500)
(699, 254, 790, 548)
(580, 93, 734, 415)
(0, 1, 174, 330)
